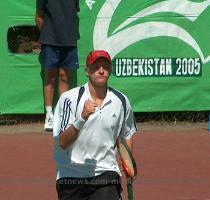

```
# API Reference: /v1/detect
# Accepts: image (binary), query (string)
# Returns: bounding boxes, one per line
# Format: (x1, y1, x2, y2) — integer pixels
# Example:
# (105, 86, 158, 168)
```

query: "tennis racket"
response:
(118, 139, 137, 200)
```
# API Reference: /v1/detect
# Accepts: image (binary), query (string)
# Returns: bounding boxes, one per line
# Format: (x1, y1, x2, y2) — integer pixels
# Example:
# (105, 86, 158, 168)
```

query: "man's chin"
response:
(89, 78, 108, 88)
(95, 80, 107, 87)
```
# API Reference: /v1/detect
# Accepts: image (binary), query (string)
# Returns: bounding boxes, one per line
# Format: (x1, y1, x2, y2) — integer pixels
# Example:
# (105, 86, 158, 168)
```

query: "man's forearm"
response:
(59, 109, 87, 150)
(59, 126, 80, 150)
(35, 10, 44, 30)
(125, 138, 133, 152)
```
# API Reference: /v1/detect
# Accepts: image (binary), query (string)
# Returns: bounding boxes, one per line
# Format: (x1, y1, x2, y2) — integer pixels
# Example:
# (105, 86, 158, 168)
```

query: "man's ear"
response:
(110, 67, 113, 74)
(85, 67, 89, 77)
(109, 65, 113, 75)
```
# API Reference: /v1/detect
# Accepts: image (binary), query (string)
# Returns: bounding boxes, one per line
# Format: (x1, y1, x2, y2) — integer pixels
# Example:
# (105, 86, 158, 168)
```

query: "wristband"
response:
(73, 116, 86, 130)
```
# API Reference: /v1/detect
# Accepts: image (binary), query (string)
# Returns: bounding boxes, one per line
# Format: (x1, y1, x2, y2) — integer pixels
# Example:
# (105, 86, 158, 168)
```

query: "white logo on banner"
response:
(93, 0, 210, 63)
(86, 0, 96, 10)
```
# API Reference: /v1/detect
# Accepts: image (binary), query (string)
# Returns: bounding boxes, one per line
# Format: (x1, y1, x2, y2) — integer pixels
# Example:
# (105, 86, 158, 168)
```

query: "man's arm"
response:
(120, 96, 137, 151)
(76, 0, 80, 12)
(35, 10, 44, 30)
(125, 137, 133, 152)
(59, 99, 97, 150)
(35, 0, 45, 30)
(59, 126, 80, 149)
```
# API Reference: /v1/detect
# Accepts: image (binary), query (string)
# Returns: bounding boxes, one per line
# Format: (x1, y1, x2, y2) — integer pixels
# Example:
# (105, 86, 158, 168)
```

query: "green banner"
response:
(78, 0, 210, 112)
(0, 0, 210, 113)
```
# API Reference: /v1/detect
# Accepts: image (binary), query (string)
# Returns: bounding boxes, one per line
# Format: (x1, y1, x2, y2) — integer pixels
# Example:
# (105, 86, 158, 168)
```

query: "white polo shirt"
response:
(53, 83, 137, 180)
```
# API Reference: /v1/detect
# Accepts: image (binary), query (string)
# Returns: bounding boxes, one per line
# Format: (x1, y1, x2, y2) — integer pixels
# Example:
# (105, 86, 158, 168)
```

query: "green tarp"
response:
(1, 0, 210, 113)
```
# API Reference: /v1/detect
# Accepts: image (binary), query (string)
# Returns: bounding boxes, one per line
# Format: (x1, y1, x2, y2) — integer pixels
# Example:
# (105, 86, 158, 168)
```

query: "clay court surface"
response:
(0, 122, 210, 200)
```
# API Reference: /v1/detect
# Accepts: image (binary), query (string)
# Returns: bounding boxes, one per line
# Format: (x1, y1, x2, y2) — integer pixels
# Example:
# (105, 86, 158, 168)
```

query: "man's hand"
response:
(82, 100, 98, 120)
(35, 10, 44, 30)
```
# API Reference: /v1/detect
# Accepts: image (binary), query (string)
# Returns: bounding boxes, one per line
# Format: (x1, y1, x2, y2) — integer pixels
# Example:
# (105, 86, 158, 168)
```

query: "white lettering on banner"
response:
(114, 58, 201, 77)
(175, 58, 200, 76)
(86, 0, 96, 10)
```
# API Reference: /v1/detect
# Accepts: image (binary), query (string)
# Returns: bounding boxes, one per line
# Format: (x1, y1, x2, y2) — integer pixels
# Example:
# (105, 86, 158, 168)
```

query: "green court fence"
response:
(1, 1, 210, 114)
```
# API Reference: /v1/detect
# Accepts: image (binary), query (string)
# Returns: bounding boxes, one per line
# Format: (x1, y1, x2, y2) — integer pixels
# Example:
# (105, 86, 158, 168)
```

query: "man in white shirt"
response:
(53, 50, 137, 200)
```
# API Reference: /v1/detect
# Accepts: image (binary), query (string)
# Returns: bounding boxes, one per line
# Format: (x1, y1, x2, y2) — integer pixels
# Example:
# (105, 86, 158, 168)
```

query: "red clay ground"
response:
(0, 123, 210, 200)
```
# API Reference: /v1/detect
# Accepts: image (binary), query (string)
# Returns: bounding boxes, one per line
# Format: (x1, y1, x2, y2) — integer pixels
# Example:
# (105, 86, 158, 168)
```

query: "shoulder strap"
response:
(109, 87, 126, 119)
(109, 87, 127, 148)
(75, 86, 85, 117)
(110, 87, 137, 134)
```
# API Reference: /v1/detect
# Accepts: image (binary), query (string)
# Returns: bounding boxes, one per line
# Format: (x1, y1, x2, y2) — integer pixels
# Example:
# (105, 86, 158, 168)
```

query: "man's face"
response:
(86, 57, 112, 87)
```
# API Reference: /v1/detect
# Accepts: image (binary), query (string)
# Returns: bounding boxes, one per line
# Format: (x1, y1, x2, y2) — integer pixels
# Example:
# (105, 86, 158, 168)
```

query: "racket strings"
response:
(118, 142, 137, 178)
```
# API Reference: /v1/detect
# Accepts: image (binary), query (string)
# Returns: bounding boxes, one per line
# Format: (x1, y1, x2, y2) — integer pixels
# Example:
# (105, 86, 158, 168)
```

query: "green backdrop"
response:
(1, 0, 210, 114)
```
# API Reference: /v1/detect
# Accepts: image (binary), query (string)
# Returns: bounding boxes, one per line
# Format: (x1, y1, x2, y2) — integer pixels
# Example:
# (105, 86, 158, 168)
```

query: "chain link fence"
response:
(135, 111, 209, 123)
(0, 112, 209, 126)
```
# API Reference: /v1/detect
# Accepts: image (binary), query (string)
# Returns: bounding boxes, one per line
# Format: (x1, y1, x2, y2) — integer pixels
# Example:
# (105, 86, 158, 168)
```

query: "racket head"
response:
(118, 139, 137, 179)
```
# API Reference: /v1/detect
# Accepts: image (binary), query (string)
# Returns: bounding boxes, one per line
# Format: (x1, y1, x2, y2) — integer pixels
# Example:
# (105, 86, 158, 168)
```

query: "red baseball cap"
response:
(86, 50, 112, 66)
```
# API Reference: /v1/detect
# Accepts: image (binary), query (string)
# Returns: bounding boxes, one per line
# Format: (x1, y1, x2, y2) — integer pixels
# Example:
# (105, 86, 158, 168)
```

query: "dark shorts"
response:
(56, 171, 123, 200)
(41, 44, 79, 69)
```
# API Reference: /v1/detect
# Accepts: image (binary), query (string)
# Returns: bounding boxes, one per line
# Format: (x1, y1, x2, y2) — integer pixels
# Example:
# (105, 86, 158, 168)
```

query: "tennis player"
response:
(53, 50, 137, 200)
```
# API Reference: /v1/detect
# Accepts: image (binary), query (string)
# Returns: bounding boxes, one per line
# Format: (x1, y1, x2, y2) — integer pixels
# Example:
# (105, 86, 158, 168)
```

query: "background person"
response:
(35, 0, 80, 131)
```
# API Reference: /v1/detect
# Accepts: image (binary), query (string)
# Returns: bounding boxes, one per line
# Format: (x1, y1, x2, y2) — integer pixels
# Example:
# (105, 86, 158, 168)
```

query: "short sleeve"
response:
(120, 97, 137, 140)
(36, 0, 46, 11)
(53, 94, 74, 137)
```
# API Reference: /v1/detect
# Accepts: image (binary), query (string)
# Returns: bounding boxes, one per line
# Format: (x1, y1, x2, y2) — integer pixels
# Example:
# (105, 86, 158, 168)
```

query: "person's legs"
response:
(58, 67, 69, 96)
(41, 44, 60, 131)
(42, 45, 78, 131)
(44, 68, 58, 131)
(44, 68, 58, 107)
(58, 46, 79, 94)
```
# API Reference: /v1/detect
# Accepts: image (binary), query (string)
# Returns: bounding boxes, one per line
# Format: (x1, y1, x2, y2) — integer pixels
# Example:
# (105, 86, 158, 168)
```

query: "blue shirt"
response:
(36, 0, 80, 46)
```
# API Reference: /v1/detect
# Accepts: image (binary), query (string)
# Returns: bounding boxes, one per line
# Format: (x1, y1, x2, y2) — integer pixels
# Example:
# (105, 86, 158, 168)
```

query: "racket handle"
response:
(208, 114, 210, 132)
(127, 181, 134, 200)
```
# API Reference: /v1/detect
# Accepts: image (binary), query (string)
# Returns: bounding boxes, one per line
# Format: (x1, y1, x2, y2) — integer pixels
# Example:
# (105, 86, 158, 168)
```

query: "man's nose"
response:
(98, 66, 104, 73)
